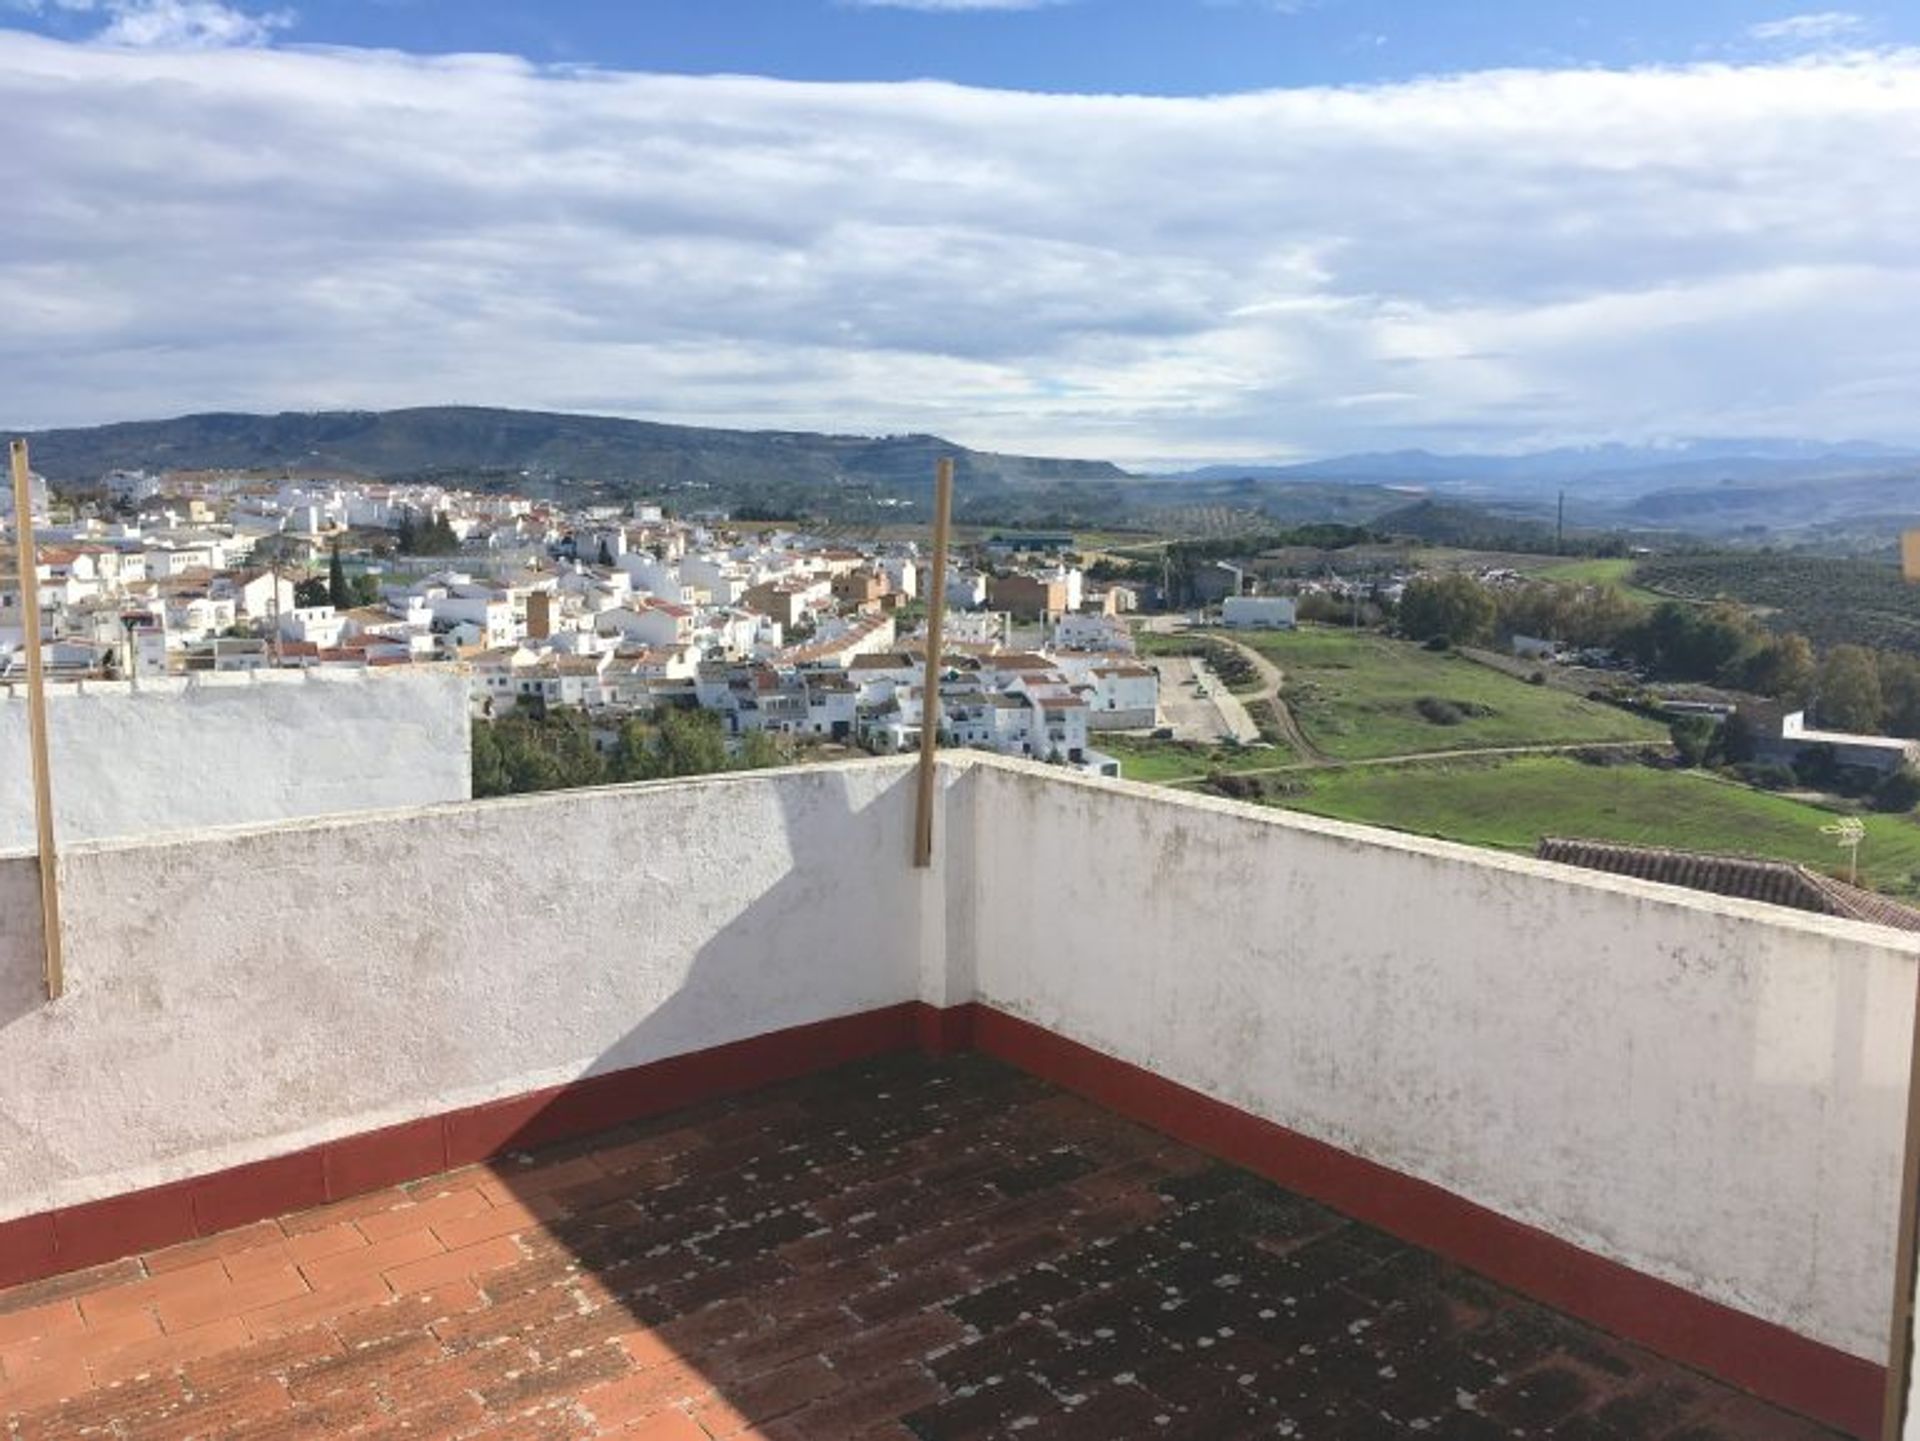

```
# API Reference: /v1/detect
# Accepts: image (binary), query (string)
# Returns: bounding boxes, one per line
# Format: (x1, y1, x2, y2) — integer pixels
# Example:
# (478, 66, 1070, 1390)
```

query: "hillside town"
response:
(0, 468, 1157, 775)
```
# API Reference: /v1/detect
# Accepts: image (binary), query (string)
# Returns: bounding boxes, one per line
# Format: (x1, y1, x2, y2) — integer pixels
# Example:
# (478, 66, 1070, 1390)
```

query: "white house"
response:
(1087, 664, 1160, 729)
(278, 605, 346, 650)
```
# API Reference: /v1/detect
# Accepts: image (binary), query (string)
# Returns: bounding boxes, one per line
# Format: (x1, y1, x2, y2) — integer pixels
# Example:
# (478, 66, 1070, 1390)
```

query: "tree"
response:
(396, 508, 417, 554)
(1397, 574, 1495, 646)
(1739, 632, 1816, 704)
(1816, 645, 1885, 733)
(735, 730, 784, 771)
(293, 575, 329, 607)
(597, 538, 614, 568)
(1668, 715, 1715, 768)
(654, 707, 730, 778)
(1875, 765, 1920, 814)
(1878, 652, 1920, 738)
(1719, 709, 1759, 764)
(327, 540, 349, 610)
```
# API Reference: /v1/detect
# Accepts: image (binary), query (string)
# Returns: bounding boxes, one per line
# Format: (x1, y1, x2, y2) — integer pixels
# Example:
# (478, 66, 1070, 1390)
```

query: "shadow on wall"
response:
(0, 853, 46, 1034)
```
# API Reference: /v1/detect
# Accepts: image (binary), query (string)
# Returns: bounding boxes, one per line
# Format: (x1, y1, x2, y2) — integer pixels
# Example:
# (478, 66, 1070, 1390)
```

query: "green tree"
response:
(611, 717, 662, 783)
(327, 540, 349, 610)
(349, 574, 382, 608)
(735, 730, 784, 770)
(396, 508, 417, 554)
(1874, 764, 1920, 814)
(1817, 645, 1885, 733)
(1397, 574, 1495, 645)
(597, 538, 614, 568)
(1740, 632, 1816, 703)
(293, 575, 329, 607)
(1877, 652, 1920, 739)
(1668, 715, 1715, 768)
(471, 720, 512, 797)
(654, 707, 730, 778)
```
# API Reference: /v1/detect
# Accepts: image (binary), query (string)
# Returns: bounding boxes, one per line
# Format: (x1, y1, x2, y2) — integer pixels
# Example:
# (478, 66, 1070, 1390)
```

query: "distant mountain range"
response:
(1164, 438, 1920, 488)
(15, 408, 1920, 542)
(11, 406, 1128, 494)
(1165, 439, 1920, 541)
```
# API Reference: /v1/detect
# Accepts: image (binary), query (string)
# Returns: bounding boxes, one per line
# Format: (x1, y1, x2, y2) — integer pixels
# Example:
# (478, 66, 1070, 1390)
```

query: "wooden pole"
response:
(913, 457, 954, 869)
(9, 439, 63, 1000)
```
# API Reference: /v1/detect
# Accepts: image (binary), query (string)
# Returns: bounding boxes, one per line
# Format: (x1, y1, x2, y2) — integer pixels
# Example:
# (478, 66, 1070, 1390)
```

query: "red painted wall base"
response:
(969, 1006, 1883, 1440)
(0, 998, 1883, 1436)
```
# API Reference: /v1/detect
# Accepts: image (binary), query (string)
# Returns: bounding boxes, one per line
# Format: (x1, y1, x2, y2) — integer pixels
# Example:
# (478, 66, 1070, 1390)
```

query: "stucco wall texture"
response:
(0, 668, 471, 848)
(0, 753, 1913, 1367)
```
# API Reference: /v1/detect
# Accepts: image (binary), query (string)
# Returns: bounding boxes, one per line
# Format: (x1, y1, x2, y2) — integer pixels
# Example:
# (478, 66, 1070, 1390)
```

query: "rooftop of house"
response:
(0, 1052, 1839, 1441)
(0, 756, 1908, 1439)
(1537, 836, 1920, 932)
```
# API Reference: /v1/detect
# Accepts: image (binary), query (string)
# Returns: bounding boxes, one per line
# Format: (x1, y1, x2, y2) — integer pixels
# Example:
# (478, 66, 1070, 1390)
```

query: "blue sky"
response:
(10, 0, 1914, 93)
(2, 1, 1919, 463)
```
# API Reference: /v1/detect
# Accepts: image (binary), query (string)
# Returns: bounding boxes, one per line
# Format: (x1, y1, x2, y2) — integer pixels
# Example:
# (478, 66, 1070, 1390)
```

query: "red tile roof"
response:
(1537, 836, 1920, 931)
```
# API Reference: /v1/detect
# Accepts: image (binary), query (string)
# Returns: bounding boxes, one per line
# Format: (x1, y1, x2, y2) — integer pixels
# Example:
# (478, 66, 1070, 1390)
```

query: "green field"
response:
(1235, 628, 1668, 760)
(1267, 756, 1920, 896)
(1528, 557, 1668, 605)
(1103, 735, 1292, 783)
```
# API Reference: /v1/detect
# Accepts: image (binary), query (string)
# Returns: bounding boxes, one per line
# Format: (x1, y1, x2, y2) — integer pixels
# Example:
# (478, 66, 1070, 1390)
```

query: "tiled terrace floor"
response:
(0, 1054, 1846, 1440)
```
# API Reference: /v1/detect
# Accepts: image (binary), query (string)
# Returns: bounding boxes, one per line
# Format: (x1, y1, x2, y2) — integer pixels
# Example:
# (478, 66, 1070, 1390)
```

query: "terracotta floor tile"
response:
(0, 1055, 1853, 1441)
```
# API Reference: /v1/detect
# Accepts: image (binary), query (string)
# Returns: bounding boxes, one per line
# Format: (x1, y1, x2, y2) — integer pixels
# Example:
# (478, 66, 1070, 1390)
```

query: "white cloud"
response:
(1, 34, 1918, 462)
(1749, 11, 1866, 43)
(5, 0, 290, 47)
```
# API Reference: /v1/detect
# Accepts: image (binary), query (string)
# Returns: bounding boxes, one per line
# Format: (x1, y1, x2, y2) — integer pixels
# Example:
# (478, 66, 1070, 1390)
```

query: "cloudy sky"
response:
(3, 1, 1920, 466)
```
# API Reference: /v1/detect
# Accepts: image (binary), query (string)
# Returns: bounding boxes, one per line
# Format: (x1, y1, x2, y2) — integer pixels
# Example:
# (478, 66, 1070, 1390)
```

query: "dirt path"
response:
(1206, 633, 1326, 762)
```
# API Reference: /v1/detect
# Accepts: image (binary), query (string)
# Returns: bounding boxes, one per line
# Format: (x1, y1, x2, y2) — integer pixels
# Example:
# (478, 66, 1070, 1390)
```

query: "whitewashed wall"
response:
(0, 758, 957, 1221)
(0, 668, 471, 848)
(967, 761, 1918, 1366)
(0, 751, 1912, 1374)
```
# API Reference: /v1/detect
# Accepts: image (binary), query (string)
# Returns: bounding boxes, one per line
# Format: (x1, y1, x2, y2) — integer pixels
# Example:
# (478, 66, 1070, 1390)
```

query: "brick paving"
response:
(0, 1053, 1846, 1439)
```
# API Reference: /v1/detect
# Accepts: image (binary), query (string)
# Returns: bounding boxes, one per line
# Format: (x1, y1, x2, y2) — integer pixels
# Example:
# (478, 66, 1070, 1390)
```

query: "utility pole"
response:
(1556, 490, 1566, 557)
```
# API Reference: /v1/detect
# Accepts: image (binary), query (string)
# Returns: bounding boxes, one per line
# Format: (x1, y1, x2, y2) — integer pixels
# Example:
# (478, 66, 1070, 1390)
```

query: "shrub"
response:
(1731, 761, 1797, 790)
(1416, 696, 1465, 726)
(1423, 634, 1452, 652)
(1527, 670, 1547, 686)
(1873, 766, 1920, 813)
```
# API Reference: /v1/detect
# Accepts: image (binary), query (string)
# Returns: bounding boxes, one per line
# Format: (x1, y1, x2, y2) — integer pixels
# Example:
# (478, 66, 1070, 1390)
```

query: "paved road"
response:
(1205, 633, 1324, 761)
(1137, 623, 1316, 753)
(1148, 655, 1260, 744)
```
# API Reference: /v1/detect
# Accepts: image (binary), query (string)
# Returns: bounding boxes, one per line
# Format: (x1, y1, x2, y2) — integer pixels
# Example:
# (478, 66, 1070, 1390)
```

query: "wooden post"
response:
(9, 439, 63, 1000)
(913, 457, 954, 869)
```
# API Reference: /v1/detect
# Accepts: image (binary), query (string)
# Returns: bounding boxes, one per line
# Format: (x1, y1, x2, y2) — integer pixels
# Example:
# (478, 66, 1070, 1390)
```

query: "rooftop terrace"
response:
(0, 754, 1914, 1437)
(0, 1054, 1844, 1439)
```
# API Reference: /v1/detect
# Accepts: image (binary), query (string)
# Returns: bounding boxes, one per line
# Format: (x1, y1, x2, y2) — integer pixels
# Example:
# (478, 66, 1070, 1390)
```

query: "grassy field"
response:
(1103, 735, 1292, 783)
(1527, 557, 1668, 605)
(1234, 628, 1668, 760)
(1266, 756, 1920, 896)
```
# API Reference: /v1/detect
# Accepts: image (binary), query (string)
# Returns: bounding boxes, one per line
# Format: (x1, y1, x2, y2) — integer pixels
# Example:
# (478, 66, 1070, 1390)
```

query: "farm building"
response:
(1222, 595, 1297, 629)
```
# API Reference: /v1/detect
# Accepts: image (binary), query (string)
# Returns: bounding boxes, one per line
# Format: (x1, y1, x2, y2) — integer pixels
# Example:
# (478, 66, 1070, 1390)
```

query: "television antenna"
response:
(1820, 816, 1865, 885)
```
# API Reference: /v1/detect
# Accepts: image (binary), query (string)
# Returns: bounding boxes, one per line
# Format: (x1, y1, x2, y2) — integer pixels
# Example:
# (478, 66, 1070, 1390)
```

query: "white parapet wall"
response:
(963, 760, 1919, 1365)
(0, 751, 1912, 1376)
(0, 757, 956, 1221)
(0, 668, 473, 848)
